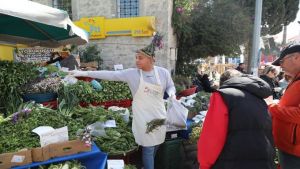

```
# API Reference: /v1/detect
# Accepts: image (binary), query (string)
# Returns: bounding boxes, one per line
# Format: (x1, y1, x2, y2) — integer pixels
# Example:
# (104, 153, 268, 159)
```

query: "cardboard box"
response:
(32, 140, 91, 162)
(31, 146, 50, 162)
(0, 149, 32, 169)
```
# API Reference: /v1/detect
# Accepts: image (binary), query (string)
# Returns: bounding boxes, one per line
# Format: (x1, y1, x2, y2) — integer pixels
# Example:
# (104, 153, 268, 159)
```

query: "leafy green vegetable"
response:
(38, 160, 85, 169)
(146, 119, 166, 134)
(0, 61, 38, 116)
(187, 91, 211, 113)
(124, 164, 137, 169)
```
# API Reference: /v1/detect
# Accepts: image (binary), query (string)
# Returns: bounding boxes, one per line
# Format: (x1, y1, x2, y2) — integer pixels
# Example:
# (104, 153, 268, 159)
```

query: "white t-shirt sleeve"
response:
(86, 68, 135, 82)
(162, 68, 176, 96)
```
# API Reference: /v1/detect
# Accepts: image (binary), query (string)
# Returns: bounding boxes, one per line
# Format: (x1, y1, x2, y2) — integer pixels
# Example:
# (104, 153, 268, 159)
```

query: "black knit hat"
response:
(272, 44, 300, 66)
(137, 32, 163, 57)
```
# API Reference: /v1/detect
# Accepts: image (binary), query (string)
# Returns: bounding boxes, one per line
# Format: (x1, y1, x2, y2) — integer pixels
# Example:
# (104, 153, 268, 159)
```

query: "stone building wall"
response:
(32, 0, 177, 72)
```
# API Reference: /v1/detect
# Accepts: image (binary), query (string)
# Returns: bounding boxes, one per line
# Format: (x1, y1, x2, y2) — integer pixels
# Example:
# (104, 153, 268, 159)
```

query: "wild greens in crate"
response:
(0, 61, 38, 116)
(0, 101, 137, 155)
(71, 106, 137, 155)
(0, 102, 70, 153)
(58, 80, 94, 105)
(39, 65, 68, 78)
(99, 81, 132, 101)
(58, 80, 132, 105)
(187, 91, 211, 113)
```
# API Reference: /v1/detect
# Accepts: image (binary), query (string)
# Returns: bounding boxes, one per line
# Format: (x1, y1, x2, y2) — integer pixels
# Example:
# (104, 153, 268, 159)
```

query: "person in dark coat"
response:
(200, 74, 215, 93)
(41, 47, 79, 70)
(236, 62, 246, 74)
(198, 69, 275, 169)
(260, 65, 279, 99)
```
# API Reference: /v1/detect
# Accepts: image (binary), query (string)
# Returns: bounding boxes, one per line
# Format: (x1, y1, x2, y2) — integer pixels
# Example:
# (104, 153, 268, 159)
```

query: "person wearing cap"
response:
(41, 47, 79, 70)
(269, 44, 300, 169)
(260, 65, 280, 99)
(70, 34, 176, 169)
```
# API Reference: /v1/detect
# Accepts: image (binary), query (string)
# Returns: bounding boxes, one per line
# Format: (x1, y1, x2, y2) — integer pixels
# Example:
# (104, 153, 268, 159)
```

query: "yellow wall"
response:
(0, 44, 14, 61)
(75, 16, 155, 39)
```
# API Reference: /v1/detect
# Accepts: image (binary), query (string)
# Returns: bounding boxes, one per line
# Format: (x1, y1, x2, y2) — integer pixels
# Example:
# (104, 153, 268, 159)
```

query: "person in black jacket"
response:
(41, 47, 79, 70)
(236, 63, 247, 73)
(200, 74, 215, 93)
(260, 65, 279, 99)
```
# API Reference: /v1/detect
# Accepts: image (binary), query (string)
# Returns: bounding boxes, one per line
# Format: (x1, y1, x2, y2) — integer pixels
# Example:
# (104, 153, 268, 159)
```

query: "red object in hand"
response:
(177, 86, 197, 99)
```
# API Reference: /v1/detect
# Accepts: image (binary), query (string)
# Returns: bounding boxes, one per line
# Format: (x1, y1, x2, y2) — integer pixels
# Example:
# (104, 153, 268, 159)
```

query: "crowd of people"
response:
(42, 37, 300, 169)
(198, 44, 300, 169)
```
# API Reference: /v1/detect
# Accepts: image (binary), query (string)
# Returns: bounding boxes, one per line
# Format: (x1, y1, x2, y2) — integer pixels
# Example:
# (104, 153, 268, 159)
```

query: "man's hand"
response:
(69, 70, 89, 77)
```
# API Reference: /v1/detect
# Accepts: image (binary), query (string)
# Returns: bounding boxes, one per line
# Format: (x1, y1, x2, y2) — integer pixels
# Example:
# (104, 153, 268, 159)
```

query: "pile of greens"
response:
(99, 81, 132, 101)
(71, 106, 137, 155)
(38, 160, 85, 169)
(187, 91, 211, 113)
(0, 103, 70, 153)
(58, 80, 132, 105)
(0, 61, 38, 116)
(0, 104, 137, 155)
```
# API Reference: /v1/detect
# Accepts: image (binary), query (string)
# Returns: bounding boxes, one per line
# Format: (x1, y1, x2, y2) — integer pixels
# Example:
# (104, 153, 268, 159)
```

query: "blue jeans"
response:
(279, 150, 300, 169)
(142, 145, 160, 169)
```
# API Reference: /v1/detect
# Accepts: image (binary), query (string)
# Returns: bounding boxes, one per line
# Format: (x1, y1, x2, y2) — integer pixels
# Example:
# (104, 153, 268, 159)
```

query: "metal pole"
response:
(249, 0, 263, 76)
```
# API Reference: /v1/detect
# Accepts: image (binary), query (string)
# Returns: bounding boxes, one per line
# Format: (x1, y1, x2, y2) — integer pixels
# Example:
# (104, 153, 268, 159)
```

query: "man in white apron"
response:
(70, 35, 176, 169)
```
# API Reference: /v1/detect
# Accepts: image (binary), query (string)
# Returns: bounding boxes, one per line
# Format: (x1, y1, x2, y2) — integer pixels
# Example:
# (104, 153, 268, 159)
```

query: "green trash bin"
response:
(155, 138, 184, 169)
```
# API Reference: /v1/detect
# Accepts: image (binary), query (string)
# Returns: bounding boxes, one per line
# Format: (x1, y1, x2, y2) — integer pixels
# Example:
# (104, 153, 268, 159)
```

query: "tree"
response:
(235, 0, 299, 35)
(79, 45, 103, 69)
(172, 0, 299, 75)
(173, 0, 252, 75)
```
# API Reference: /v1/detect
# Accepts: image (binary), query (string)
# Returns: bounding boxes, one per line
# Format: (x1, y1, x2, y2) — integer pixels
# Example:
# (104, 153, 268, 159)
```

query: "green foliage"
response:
(173, 0, 252, 74)
(79, 44, 103, 69)
(58, 80, 132, 106)
(38, 160, 85, 169)
(0, 105, 69, 153)
(235, 0, 299, 35)
(172, 0, 299, 75)
(172, 75, 193, 92)
(0, 61, 38, 116)
(0, 104, 137, 155)
(187, 91, 211, 113)
(124, 164, 137, 169)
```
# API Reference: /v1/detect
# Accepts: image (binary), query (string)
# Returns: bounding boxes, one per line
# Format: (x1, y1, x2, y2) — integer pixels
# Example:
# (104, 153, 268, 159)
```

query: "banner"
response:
(14, 47, 54, 62)
(75, 16, 155, 39)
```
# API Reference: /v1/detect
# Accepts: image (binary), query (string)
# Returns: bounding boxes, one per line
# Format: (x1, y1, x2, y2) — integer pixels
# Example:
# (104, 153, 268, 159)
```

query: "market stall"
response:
(0, 0, 88, 47)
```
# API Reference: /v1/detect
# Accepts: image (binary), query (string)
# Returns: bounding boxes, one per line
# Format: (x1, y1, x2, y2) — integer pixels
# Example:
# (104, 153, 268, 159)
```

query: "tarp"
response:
(0, 0, 89, 47)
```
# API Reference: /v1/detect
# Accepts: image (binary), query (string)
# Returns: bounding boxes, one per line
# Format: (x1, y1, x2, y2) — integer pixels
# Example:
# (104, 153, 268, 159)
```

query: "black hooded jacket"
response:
(212, 75, 275, 169)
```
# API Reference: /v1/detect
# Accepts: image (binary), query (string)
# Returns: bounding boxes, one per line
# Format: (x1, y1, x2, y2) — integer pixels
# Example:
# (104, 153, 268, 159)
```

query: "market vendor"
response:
(41, 46, 79, 70)
(70, 33, 176, 169)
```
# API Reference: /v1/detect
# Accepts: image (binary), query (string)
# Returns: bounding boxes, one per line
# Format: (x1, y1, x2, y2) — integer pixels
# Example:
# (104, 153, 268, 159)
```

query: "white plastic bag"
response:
(63, 75, 78, 85)
(166, 97, 188, 131)
(88, 122, 106, 137)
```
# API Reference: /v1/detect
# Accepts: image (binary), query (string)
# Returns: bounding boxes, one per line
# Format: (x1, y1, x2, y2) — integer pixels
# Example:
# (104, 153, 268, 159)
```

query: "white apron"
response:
(132, 67, 167, 146)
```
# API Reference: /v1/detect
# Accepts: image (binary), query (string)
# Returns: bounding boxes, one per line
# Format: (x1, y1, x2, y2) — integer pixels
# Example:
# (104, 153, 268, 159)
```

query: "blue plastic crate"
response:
(22, 93, 58, 103)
